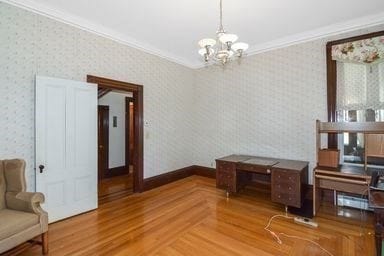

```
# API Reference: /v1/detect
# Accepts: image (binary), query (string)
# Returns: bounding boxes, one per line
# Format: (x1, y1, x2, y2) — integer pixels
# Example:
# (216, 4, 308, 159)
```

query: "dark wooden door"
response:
(98, 105, 109, 182)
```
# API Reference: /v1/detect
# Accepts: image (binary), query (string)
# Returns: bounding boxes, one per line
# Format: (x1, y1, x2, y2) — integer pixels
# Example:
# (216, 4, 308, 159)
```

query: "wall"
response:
(98, 91, 132, 168)
(0, 2, 195, 191)
(1, 2, 384, 190)
(192, 24, 384, 183)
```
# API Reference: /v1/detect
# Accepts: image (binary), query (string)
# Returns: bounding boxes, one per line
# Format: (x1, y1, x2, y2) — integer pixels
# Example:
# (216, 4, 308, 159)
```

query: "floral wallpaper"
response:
(0, 2, 195, 191)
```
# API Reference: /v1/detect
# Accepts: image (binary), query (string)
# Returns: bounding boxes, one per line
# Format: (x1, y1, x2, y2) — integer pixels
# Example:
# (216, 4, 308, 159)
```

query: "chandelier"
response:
(198, 0, 249, 65)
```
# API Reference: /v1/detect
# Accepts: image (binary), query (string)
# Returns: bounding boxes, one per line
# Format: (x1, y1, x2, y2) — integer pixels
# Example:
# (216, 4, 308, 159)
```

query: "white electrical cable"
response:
(264, 214, 334, 256)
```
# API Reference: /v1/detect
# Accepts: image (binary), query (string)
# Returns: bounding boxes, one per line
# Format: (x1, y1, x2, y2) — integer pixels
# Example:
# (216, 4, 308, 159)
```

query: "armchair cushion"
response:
(0, 161, 5, 209)
(0, 209, 39, 240)
(3, 159, 26, 192)
(6, 192, 45, 214)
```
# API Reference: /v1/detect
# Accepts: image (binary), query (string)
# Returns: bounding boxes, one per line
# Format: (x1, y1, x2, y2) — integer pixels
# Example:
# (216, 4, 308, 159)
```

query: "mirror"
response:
(326, 31, 384, 164)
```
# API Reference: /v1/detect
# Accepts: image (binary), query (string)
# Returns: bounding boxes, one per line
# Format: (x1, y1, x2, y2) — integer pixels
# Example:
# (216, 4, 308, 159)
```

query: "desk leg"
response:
(313, 177, 316, 216)
(375, 209, 384, 256)
(313, 173, 321, 216)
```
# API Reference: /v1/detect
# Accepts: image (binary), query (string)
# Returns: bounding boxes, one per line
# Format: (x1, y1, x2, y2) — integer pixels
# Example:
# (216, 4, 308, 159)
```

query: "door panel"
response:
(36, 76, 97, 223)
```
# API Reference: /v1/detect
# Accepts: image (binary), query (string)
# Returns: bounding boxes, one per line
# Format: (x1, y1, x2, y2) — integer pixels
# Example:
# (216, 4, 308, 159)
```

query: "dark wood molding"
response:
(88, 75, 144, 192)
(125, 97, 134, 168)
(105, 166, 130, 178)
(98, 88, 112, 99)
(143, 166, 195, 191)
(326, 30, 384, 148)
(98, 105, 109, 181)
(192, 165, 216, 178)
(88, 75, 141, 92)
(143, 165, 216, 191)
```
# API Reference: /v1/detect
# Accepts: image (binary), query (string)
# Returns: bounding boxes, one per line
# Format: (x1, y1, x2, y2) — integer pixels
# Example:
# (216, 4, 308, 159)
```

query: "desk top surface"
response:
(216, 154, 309, 171)
(315, 164, 384, 178)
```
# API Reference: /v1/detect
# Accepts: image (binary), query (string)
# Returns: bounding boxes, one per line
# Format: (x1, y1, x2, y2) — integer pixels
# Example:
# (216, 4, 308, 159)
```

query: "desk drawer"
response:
(216, 161, 236, 192)
(237, 163, 271, 174)
(216, 161, 235, 173)
(272, 192, 300, 207)
(273, 169, 299, 184)
(272, 169, 302, 208)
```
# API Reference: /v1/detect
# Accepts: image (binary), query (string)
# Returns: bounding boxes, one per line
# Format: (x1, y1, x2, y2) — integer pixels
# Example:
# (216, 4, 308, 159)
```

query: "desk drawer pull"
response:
(315, 174, 368, 185)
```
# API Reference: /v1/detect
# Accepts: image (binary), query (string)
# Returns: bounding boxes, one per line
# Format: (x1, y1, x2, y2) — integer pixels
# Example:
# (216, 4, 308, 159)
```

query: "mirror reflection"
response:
(332, 35, 384, 164)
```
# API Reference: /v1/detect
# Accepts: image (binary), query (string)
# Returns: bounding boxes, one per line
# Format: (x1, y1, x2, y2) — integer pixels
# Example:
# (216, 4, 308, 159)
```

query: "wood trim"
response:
(143, 165, 216, 191)
(88, 75, 144, 192)
(125, 97, 134, 168)
(88, 75, 141, 92)
(143, 166, 195, 191)
(98, 105, 109, 181)
(192, 165, 216, 178)
(104, 165, 130, 178)
(319, 121, 384, 133)
(325, 30, 384, 148)
(98, 88, 111, 99)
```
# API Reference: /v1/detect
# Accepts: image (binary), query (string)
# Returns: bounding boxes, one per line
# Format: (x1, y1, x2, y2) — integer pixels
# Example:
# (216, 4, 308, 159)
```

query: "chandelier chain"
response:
(219, 0, 223, 32)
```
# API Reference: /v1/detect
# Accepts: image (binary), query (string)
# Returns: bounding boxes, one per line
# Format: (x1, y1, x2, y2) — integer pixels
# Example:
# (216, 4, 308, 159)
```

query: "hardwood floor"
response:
(98, 172, 133, 198)
(15, 176, 374, 256)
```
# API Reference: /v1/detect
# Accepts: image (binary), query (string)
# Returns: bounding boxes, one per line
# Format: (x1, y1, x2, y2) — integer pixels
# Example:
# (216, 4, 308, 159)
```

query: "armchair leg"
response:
(42, 232, 48, 255)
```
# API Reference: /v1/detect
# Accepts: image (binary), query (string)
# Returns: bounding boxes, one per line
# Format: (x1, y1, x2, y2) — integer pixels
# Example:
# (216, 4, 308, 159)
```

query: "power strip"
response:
(294, 217, 318, 228)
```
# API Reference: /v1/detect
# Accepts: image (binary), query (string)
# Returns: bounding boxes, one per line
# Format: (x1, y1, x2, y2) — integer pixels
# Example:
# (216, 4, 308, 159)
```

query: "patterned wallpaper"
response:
(1, 2, 384, 189)
(193, 24, 384, 183)
(0, 2, 195, 191)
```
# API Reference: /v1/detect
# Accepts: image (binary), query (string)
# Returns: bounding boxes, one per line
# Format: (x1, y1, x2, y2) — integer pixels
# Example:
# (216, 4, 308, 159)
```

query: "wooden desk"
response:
(313, 165, 372, 216)
(216, 155, 309, 208)
(313, 166, 384, 255)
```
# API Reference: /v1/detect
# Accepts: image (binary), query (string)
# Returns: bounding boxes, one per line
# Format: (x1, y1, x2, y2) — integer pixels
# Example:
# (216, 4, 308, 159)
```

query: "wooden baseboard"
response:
(143, 165, 216, 191)
(143, 166, 194, 191)
(104, 165, 129, 178)
(191, 165, 216, 178)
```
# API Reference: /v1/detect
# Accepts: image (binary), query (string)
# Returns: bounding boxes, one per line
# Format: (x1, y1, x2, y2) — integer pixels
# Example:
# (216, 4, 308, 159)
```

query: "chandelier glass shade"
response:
(198, 0, 248, 65)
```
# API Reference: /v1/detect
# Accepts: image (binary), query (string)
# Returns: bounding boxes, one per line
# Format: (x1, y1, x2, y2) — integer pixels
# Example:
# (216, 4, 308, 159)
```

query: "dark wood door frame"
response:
(125, 97, 134, 168)
(98, 105, 109, 182)
(88, 75, 144, 193)
(326, 30, 384, 148)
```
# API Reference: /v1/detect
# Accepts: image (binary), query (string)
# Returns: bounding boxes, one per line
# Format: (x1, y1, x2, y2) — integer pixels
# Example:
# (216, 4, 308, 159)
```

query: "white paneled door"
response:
(35, 76, 97, 223)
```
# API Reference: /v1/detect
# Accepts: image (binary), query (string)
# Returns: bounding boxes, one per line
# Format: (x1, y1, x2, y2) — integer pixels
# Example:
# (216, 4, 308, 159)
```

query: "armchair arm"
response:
(5, 191, 46, 215)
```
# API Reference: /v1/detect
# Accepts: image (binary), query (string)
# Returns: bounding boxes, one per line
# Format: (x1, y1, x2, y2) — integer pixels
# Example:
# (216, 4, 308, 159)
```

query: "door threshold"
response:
(98, 189, 133, 204)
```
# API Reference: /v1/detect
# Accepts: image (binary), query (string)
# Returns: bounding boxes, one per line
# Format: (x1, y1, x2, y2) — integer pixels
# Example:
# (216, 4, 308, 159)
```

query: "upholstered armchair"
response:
(0, 159, 48, 254)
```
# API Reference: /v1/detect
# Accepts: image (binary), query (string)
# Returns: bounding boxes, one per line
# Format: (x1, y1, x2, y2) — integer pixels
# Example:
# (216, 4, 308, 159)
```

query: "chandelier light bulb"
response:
(231, 42, 249, 52)
(218, 33, 238, 44)
(198, 38, 216, 48)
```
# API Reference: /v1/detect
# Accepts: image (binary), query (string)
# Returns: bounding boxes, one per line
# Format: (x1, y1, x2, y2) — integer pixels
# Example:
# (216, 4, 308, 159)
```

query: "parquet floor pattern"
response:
(16, 176, 375, 256)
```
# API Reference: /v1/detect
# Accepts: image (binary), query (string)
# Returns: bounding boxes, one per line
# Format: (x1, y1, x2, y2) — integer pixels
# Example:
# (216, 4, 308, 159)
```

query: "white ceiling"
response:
(5, 0, 384, 68)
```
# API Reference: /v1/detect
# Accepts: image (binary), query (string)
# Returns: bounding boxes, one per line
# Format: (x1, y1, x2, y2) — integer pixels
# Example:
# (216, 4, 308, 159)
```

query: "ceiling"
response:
(5, 0, 384, 68)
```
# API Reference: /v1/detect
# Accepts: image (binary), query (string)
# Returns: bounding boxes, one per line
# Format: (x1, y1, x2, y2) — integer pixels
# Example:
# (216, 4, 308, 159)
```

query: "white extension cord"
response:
(264, 213, 333, 256)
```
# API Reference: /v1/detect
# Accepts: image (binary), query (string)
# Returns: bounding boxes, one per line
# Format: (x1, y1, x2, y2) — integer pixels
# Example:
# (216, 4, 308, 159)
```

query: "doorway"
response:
(97, 93, 134, 197)
(88, 75, 144, 198)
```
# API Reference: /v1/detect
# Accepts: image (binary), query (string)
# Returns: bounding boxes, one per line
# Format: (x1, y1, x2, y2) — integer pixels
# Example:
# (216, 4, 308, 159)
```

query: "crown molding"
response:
(2, 0, 384, 70)
(1, 0, 198, 68)
(246, 12, 384, 56)
(194, 12, 384, 69)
